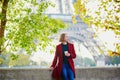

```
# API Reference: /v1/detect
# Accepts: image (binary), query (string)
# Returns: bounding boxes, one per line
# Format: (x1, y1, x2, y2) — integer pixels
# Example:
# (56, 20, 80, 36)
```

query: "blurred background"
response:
(0, 0, 120, 68)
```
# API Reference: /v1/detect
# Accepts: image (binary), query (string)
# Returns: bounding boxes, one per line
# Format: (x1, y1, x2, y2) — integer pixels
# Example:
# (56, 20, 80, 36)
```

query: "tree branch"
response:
(112, 51, 120, 56)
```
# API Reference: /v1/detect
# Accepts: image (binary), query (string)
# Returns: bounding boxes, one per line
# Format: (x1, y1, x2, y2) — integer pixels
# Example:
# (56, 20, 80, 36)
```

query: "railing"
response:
(46, 13, 83, 23)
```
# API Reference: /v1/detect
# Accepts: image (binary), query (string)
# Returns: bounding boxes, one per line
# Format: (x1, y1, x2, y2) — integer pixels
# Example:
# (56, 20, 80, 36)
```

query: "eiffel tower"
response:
(45, 0, 106, 58)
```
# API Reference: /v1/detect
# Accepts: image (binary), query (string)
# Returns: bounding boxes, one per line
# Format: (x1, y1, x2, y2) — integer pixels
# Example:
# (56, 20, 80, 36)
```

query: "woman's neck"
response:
(62, 42, 67, 45)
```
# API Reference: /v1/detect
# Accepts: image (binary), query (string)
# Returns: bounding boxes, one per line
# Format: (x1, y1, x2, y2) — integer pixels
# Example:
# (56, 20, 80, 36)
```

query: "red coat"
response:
(50, 42, 76, 80)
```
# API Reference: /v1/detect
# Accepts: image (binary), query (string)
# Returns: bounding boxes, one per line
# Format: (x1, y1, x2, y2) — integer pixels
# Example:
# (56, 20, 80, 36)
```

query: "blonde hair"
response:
(59, 33, 66, 42)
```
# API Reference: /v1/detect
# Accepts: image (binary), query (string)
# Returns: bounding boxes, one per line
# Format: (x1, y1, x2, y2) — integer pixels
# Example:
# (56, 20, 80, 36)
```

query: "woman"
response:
(50, 33, 76, 80)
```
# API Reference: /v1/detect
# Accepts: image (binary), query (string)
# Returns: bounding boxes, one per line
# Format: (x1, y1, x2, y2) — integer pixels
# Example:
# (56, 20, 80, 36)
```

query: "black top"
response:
(62, 43, 69, 64)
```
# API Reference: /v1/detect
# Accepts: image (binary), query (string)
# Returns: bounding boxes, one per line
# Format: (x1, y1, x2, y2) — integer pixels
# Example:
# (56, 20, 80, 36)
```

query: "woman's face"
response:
(64, 35, 68, 42)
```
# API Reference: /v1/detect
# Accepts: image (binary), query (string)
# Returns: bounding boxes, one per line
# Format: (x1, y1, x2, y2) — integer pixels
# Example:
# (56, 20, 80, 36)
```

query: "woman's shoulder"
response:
(68, 42, 74, 46)
(56, 42, 74, 47)
(56, 43, 62, 47)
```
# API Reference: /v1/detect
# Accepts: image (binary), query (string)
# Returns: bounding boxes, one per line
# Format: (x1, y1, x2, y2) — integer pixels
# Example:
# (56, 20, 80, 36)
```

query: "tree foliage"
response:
(8, 53, 30, 67)
(0, 0, 66, 54)
(73, 0, 120, 56)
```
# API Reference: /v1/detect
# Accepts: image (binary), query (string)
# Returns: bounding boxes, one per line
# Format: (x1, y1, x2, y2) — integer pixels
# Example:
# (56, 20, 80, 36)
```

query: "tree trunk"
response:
(0, 0, 9, 54)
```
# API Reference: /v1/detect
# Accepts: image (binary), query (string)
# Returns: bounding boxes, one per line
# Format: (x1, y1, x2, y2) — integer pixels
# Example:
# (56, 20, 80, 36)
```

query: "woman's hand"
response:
(50, 67, 54, 71)
(65, 53, 70, 57)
